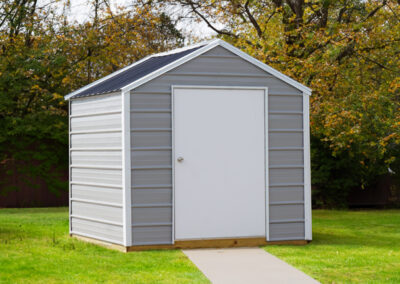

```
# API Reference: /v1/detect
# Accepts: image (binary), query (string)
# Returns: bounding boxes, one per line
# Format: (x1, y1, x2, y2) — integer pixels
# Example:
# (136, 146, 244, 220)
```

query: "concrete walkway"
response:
(183, 247, 319, 284)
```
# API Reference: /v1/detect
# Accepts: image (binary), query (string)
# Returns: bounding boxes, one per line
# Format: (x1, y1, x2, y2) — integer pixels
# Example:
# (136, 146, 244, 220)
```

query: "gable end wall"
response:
(129, 46, 306, 245)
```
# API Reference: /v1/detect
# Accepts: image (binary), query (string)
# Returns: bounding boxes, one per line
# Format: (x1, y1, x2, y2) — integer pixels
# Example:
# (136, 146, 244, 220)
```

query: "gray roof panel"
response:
(70, 45, 204, 99)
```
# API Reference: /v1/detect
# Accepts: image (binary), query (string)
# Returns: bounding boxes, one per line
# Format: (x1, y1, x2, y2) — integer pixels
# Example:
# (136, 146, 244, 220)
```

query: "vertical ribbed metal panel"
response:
(130, 46, 305, 245)
(69, 92, 124, 244)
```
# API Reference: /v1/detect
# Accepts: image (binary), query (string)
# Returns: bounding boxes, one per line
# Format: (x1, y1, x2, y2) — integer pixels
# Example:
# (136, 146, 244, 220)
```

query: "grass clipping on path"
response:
(0, 208, 208, 284)
(264, 210, 400, 283)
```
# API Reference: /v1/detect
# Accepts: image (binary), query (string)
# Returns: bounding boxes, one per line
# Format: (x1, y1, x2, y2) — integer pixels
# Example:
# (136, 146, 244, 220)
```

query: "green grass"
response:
(1, 208, 399, 283)
(0, 207, 208, 284)
(264, 210, 400, 283)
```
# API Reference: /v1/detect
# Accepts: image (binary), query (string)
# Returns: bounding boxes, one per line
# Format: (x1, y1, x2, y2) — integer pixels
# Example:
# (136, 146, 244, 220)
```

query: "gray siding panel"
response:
(269, 95, 303, 112)
(269, 222, 305, 240)
(269, 114, 303, 129)
(269, 132, 303, 148)
(130, 46, 305, 244)
(131, 131, 171, 148)
(269, 150, 303, 166)
(132, 169, 172, 187)
(269, 204, 304, 221)
(269, 186, 304, 203)
(131, 207, 172, 224)
(131, 93, 171, 109)
(269, 168, 304, 185)
(131, 150, 171, 167)
(131, 112, 171, 129)
(132, 226, 172, 245)
(70, 92, 123, 244)
(132, 188, 172, 204)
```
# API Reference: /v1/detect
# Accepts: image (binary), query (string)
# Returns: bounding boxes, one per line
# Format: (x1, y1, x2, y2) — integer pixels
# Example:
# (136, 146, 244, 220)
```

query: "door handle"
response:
(177, 157, 184, 162)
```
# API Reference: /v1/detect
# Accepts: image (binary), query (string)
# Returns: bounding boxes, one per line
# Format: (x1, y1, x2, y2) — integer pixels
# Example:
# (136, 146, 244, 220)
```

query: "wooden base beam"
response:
(71, 234, 309, 252)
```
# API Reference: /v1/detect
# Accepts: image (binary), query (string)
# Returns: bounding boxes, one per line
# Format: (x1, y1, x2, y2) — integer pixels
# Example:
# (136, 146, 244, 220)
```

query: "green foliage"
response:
(156, 0, 400, 207)
(0, 0, 184, 194)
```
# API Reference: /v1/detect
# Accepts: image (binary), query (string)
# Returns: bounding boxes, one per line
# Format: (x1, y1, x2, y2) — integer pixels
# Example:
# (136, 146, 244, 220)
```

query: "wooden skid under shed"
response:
(71, 234, 308, 252)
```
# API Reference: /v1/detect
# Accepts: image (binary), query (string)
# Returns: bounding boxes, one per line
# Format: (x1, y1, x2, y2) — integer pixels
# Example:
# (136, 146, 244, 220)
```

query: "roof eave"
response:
(65, 38, 312, 100)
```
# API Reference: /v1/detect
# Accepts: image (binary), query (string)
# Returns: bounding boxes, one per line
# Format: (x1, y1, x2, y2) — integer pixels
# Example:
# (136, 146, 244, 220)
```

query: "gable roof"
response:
(65, 39, 311, 100)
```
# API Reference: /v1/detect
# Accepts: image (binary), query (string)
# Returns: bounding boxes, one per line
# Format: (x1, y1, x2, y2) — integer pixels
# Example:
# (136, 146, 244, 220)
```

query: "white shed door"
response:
(173, 87, 266, 240)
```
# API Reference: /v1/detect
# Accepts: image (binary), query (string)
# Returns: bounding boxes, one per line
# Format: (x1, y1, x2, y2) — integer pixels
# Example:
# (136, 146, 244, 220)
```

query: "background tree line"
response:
(1, 0, 399, 207)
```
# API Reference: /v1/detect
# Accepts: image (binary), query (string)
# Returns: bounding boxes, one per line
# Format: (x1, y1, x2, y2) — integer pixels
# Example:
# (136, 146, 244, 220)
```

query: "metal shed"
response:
(65, 39, 312, 251)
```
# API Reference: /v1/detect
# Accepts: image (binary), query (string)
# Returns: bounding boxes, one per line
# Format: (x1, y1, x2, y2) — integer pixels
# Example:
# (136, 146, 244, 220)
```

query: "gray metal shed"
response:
(65, 39, 312, 251)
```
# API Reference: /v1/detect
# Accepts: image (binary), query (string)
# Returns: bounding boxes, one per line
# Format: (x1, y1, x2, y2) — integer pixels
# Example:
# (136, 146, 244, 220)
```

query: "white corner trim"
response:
(264, 87, 270, 241)
(68, 100, 72, 234)
(121, 90, 132, 246)
(171, 85, 176, 244)
(303, 92, 312, 240)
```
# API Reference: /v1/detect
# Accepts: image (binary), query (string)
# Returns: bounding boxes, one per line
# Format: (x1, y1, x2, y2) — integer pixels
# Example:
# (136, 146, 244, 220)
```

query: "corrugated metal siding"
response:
(70, 92, 124, 244)
(130, 46, 305, 245)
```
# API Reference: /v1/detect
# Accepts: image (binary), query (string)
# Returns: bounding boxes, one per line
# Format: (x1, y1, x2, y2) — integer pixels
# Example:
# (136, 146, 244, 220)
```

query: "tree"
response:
(0, 0, 183, 195)
(150, 0, 400, 206)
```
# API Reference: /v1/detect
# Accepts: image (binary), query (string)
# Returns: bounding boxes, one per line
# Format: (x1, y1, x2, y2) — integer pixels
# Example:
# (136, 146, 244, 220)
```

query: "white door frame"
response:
(171, 85, 269, 243)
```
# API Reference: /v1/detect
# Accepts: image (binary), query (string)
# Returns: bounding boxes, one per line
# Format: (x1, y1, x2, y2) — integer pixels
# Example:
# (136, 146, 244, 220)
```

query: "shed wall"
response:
(69, 92, 124, 244)
(130, 46, 306, 245)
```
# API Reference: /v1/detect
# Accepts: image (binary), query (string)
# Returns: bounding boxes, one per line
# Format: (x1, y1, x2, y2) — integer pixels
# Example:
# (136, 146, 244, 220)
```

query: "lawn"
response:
(1, 208, 399, 283)
(0, 207, 208, 283)
(264, 209, 400, 283)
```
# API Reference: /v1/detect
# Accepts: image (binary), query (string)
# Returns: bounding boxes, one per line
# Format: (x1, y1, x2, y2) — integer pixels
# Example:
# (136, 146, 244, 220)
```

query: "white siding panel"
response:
(71, 132, 122, 148)
(71, 201, 123, 223)
(71, 113, 121, 132)
(71, 92, 121, 116)
(71, 166, 122, 186)
(71, 217, 123, 243)
(71, 150, 122, 166)
(69, 92, 124, 245)
(71, 184, 123, 204)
